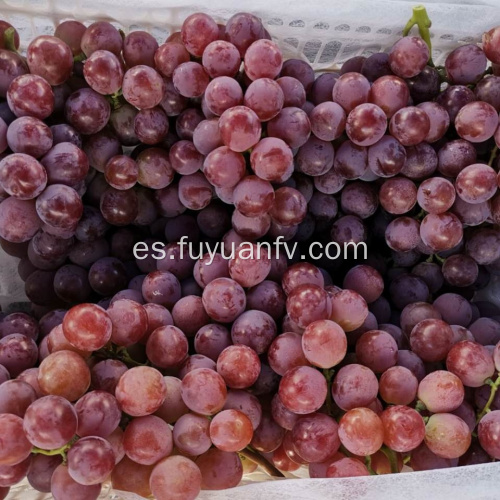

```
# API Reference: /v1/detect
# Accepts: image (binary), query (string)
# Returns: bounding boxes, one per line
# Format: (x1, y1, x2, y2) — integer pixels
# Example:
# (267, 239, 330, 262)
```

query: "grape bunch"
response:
(1, 7, 500, 500)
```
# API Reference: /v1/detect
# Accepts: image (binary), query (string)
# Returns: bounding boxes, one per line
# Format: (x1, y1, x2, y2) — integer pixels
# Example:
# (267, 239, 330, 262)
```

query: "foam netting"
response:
(1, 0, 500, 498)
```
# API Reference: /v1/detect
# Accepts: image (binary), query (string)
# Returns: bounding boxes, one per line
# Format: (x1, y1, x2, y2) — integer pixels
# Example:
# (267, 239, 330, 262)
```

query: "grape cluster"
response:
(1, 9, 500, 500)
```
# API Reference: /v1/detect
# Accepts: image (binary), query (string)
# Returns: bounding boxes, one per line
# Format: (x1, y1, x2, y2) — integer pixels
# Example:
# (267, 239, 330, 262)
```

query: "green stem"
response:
(478, 374, 500, 421)
(414, 400, 427, 413)
(488, 145, 498, 167)
(402, 5, 434, 66)
(240, 447, 284, 477)
(32, 436, 78, 463)
(116, 347, 150, 367)
(74, 52, 86, 63)
(380, 446, 399, 474)
(365, 455, 377, 475)
(403, 455, 411, 465)
(323, 369, 335, 417)
(4, 27, 17, 52)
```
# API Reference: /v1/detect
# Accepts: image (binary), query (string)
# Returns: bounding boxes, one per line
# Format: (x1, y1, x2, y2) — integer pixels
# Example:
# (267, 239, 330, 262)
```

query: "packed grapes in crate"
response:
(1, 5, 500, 500)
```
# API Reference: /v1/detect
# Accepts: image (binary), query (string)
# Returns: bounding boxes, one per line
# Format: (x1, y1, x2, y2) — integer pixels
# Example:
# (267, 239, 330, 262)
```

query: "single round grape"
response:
(65, 88, 111, 135)
(123, 415, 173, 465)
(389, 36, 429, 78)
(27, 35, 73, 86)
(196, 448, 243, 490)
(442, 254, 478, 287)
(381, 405, 425, 452)
(7, 74, 54, 120)
(204, 146, 246, 188)
(244, 78, 284, 121)
(418, 370, 465, 413)
(302, 320, 347, 369)
(478, 410, 500, 459)
(309, 101, 346, 141)
(329, 289, 368, 332)
(455, 101, 498, 142)
(331, 72, 370, 113)
(268, 332, 309, 376)
(410, 319, 454, 362)
(80, 21, 122, 57)
(278, 365, 327, 414)
(123, 65, 165, 109)
(244, 39, 282, 81)
(51, 464, 101, 500)
(389, 106, 430, 146)
(172, 61, 210, 98)
(333, 140, 368, 179)
(446, 340, 495, 387)
(181, 368, 227, 415)
(231, 309, 277, 355)
(202, 277, 246, 323)
(218, 105, 261, 152)
(346, 103, 387, 146)
(75, 390, 121, 439)
(205, 76, 243, 116)
(216, 345, 260, 389)
(111, 457, 153, 498)
(433, 293, 472, 327)
(202, 40, 241, 78)
(0, 50, 28, 98)
(385, 217, 421, 253)
(420, 212, 463, 252)
(172, 413, 211, 456)
(355, 329, 398, 373)
(379, 366, 418, 405)
(146, 325, 188, 368)
(326, 457, 370, 478)
(417, 177, 455, 214)
(0, 154, 47, 200)
(369, 75, 409, 118)
(332, 363, 378, 411)
(181, 12, 219, 57)
(210, 409, 253, 452)
(155, 42, 190, 78)
(23, 395, 77, 450)
(115, 366, 167, 417)
(178, 171, 214, 210)
(83, 50, 123, 95)
(7, 116, 53, 158)
(267, 106, 311, 149)
(62, 303, 111, 351)
(436, 84, 476, 122)
(338, 407, 384, 456)
(425, 413, 471, 459)
(417, 101, 450, 142)
(456, 163, 497, 204)
(38, 350, 90, 401)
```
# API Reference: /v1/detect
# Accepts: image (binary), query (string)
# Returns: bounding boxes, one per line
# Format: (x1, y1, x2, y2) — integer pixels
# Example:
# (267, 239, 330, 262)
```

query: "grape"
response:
(389, 36, 429, 78)
(410, 319, 454, 362)
(244, 39, 282, 81)
(333, 140, 368, 179)
(425, 413, 471, 459)
(194, 324, 231, 362)
(417, 101, 450, 142)
(369, 75, 409, 118)
(418, 370, 464, 413)
(442, 254, 479, 287)
(329, 289, 368, 332)
(172, 413, 211, 456)
(7, 116, 53, 158)
(136, 147, 174, 190)
(115, 366, 167, 417)
(286, 283, 331, 328)
(41, 142, 89, 188)
(153, 376, 189, 424)
(27, 36, 73, 86)
(455, 163, 497, 204)
(367, 135, 406, 178)
(277, 76, 306, 107)
(0, 50, 28, 98)
(181, 367, 227, 415)
(0, 333, 38, 377)
(90, 359, 127, 395)
(251, 412, 285, 453)
(345, 103, 387, 147)
(381, 405, 425, 452)
(326, 457, 369, 478)
(417, 177, 455, 214)
(278, 365, 327, 414)
(81, 21, 122, 56)
(65, 88, 111, 135)
(215, 344, 260, 389)
(123, 30, 158, 67)
(356, 329, 398, 373)
(0, 379, 36, 418)
(75, 390, 121, 439)
(83, 50, 123, 95)
(244, 78, 284, 121)
(123, 415, 173, 465)
(62, 303, 111, 351)
(218, 105, 261, 153)
(433, 293, 472, 326)
(203, 146, 246, 189)
(420, 212, 463, 252)
(379, 365, 418, 405)
(455, 101, 499, 143)
(26, 454, 61, 493)
(389, 106, 430, 146)
(466, 228, 500, 265)
(181, 12, 219, 57)
(210, 409, 253, 452)
(172, 62, 209, 98)
(332, 363, 378, 410)
(299, 319, 347, 369)
(330, 72, 370, 113)
(437, 139, 476, 178)
(267, 332, 309, 376)
(232, 176, 274, 217)
(475, 75, 500, 111)
(7, 74, 54, 120)
(446, 340, 495, 387)
(202, 40, 241, 78)
(111, 457, 153, 497)
(50, 464, 101, 500)
(267, 107, 311, 149)
(478, 410, 500, 459)
(155, 42, 190, 79)
(202, 277, 246, 323)
(196, 448, 242, 490)
(0, 154, 47, 200)
(146, 325, 188, 368)
(122, 65, 165, 109)
(309, 102, 346, 142)
(385, 217, 421, 253)
(338, 407, 384, 456)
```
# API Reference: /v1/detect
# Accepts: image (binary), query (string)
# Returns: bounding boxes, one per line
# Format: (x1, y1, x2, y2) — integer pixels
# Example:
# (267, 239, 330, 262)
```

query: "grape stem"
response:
(402, 5, 434, 67)
(240, 448, 284, 477)
(380, 446, 399, 473)
(477, 374, 500, 421)
(4, 27, 17, 52)
(31, 436, 78, 463)
(364, 455, 377, 475)
(488, 145, 498, 167)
